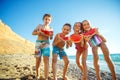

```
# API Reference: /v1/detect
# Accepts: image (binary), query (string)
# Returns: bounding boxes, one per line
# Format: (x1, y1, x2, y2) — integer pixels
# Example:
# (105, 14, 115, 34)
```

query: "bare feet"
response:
(36, 75, 40, 80)
(53, 77, 57, 80)
(82, 76, 87, 80)
(63, 76, 69, 80)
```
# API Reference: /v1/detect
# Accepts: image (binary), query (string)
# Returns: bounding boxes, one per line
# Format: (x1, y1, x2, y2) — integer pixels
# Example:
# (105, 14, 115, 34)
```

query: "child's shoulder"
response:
(37, 24, 43, 28)
(35, 24, 44, 30)
(55, 33, 60, 36)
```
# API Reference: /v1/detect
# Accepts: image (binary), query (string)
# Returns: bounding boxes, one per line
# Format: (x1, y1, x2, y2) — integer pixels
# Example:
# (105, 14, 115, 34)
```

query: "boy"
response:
(52, 23, 71, 80)
(32, 14, 53, 80)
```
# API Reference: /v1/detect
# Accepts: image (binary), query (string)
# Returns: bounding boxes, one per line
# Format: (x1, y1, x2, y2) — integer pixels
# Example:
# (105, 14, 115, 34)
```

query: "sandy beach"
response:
(0, 54, 120, 80)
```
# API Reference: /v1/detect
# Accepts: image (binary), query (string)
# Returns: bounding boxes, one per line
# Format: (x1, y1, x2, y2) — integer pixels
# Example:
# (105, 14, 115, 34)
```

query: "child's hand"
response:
(95, 28, 107, 42)
(49, 31, 53, 36)
(57, 38, 63, 43)
(37, 30, 41, 35)
(49, 32, 53, 39)
(95, 28, 100, 34)
(84, 35, 92, 42)
(66, 40, 72, 48)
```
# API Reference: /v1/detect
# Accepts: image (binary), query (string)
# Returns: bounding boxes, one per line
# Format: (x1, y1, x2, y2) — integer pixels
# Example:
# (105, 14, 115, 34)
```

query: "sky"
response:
(0, 0, 120, 55)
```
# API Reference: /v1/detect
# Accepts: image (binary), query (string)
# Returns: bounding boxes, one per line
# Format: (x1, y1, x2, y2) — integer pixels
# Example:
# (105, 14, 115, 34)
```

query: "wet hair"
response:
(42, 14, 52, 20)
(63, 23, 71, 30)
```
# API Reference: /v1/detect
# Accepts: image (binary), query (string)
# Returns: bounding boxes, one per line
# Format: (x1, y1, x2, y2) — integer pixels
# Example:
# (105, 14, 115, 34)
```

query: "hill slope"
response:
(0, 20, 34, 54)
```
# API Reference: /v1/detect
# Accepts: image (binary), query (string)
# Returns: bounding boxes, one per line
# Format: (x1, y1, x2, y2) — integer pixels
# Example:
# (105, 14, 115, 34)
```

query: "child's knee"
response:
(104, 56, 111, 63)
(65, 60, 69, 65)
(76, 60, 80, 65)
(43, 58, 49, 64)
(93, 56, 99, 66)
(52, 58, 57, 63)
(82, 60, 86, 66)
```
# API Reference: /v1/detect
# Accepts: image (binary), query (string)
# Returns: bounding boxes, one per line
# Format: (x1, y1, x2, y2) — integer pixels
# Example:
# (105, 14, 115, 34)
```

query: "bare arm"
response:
(52, 34, 62, 46)
(97, 33, 106, 42)
(32, 24, 49, 37)
(96, 28, 106, 42)
(66, 39, 72, 48)
(32, 29, 38, 35)
(49, 32, 53, 40)
(32, 24, 41, 35)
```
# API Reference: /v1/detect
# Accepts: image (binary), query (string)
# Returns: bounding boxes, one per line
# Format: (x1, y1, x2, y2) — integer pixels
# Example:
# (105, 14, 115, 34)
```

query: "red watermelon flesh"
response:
(70, 34, 83, 43)
(59, 33, 69, 41)
(41, 29, 53, 35)
(84, 28, 96, 36)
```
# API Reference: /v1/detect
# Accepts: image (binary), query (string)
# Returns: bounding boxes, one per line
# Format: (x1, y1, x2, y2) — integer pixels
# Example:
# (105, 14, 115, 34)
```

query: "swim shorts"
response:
(34, 40, 50, 57)
(52, 46, 67, 59)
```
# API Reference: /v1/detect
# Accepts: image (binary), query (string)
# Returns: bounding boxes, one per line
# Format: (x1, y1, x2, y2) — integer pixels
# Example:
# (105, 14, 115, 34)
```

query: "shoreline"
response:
(68, 54, 120, 75)
(0, 54, 120, 80)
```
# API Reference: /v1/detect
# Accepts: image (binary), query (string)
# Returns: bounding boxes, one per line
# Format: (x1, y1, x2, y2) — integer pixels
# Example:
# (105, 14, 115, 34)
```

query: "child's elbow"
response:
(32, 32, 35, 35)
(32, 32, 37, 35)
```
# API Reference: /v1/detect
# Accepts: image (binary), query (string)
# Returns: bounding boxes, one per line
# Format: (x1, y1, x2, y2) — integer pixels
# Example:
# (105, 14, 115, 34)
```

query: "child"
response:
(52, 23, 71, 80)
(32, 14, 53, 80)
(70, 22, 88, 80)
(82, 20, 116, 80)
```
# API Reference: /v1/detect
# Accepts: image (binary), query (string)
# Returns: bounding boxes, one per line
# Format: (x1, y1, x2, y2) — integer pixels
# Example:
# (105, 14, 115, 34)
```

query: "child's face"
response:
(82, 21, 91, 31)
(62, 25, 71, 35)
(43, 16, 52, 26)
(73, 23, 81, 32)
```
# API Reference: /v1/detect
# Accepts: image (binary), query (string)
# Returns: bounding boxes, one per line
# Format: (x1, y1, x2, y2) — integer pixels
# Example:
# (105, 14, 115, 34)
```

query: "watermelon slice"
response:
(70, 34, 83, 43)
(58, 33, 69, 41)
(83, 28, 97, 36)
(41, 28, 53, 36)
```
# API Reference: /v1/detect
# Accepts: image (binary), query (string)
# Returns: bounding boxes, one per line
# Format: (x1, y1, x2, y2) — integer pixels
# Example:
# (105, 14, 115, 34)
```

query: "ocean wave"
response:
(68, 53, 120, 74)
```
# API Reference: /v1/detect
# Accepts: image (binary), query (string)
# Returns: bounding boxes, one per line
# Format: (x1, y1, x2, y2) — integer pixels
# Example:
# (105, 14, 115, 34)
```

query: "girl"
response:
(70, 22, 88, 80)
(82, 20, 116, 80)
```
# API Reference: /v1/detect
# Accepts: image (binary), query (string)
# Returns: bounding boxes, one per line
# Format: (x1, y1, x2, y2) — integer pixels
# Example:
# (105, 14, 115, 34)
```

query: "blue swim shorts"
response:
(34, 40, 50, 57)
(52, 46, 67, 59)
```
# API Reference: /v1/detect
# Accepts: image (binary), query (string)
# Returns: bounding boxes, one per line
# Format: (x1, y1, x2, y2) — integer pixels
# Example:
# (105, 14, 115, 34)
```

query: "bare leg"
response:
(92, 47, 101, 80)
(43, 56, 49, 80)
(76, 51, 83, 72)
(35, 57, 41, 77)
(52, 54, 58, 80)
(81, 49, 88, 80)
(62, 56, 69, 80)
(100, 42, 116, 80)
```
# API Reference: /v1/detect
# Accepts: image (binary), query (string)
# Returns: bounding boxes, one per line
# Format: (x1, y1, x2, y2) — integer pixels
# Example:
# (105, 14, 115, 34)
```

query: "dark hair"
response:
(73, 22, 84, 33)
(42, 14, 52, 20)
(63, 23, 71, 30)
(73, 22, 81, 29)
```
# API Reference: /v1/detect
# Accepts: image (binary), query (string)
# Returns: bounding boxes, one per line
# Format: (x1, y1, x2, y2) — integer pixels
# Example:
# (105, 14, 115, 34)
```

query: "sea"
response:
(68, 53, 120, 74)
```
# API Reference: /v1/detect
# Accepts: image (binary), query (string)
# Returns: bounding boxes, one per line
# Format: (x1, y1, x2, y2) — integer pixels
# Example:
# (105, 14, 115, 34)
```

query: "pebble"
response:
(0, 54, 120, 80)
